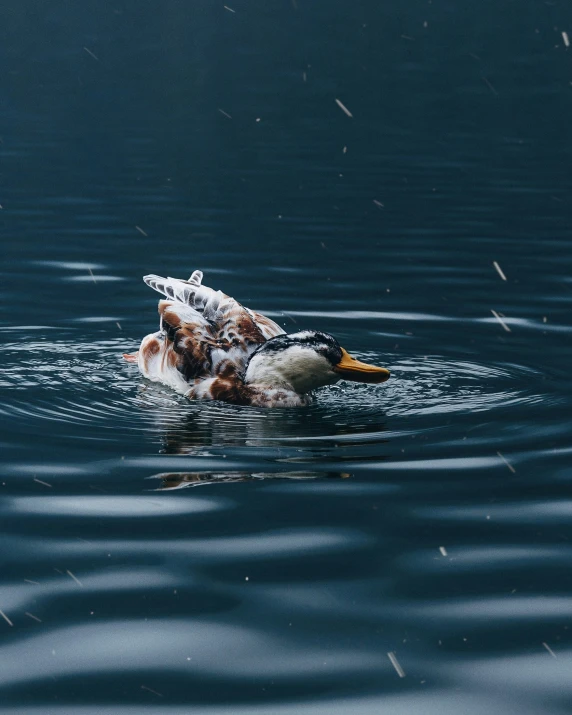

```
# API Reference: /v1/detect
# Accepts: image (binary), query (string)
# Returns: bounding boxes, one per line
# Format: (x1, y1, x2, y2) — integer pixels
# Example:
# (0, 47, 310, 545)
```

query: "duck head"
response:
(244, 330, 390, 395)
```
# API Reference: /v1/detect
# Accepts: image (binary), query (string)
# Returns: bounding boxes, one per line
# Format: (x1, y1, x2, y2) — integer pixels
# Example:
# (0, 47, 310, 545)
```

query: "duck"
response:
(123, 270, 390, 407)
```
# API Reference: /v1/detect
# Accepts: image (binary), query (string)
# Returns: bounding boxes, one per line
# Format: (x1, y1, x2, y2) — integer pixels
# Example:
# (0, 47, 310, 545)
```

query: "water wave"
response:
(0, 334, 550, 448)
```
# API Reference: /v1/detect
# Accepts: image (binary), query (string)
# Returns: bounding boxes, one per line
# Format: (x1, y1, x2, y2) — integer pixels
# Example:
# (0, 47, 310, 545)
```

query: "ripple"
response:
(1, 526, 371, 577)
(456, 650, 572, 696)
(416, 500, 572, 523)
(407, 595, 572, 624)
(318, 355, 545, 419)
(363, 456, 502, 471)
(65, 275, 125, 283)
(0, 334, 552, 451)
(8, 495, 227, 517)
(35, 261, 105, 271)
(266, 310, 572, 334)
(0, 568, 183, 613)
(0, 336, 156, 434)
(0, 694, 548, 715)
(401, 545, 572, 573)
(0, 619, 379, 686)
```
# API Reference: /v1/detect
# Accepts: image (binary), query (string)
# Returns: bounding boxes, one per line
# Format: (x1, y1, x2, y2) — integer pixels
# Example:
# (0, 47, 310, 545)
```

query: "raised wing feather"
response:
(143, 271, 229, 322)
(143, 272, 284, 338)
(145, 271, 285, 383)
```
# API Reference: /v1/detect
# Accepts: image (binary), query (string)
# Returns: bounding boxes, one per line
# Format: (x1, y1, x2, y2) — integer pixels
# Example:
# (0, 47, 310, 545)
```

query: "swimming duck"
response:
(123, 271, 390, 407)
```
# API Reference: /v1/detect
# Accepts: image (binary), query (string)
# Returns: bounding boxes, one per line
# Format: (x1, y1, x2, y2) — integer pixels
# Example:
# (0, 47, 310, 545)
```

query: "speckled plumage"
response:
(125, 271, 302, 406)
(125, 270, 390, 407)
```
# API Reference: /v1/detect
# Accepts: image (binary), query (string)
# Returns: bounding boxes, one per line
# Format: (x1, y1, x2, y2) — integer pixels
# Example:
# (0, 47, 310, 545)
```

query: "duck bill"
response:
(333, 348, 390, 384)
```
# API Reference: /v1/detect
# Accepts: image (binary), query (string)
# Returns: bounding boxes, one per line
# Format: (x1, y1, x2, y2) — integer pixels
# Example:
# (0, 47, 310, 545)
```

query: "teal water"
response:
(1, 1, 572, 713)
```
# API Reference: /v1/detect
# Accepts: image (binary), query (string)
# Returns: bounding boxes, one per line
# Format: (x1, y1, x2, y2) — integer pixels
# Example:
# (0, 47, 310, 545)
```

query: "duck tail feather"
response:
(143, 272, 223, 316)
(188, 270, 203, 286)
(143, 274, 197, 305)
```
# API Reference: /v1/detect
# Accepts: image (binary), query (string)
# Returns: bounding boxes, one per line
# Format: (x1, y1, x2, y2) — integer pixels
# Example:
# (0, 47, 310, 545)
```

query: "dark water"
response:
(2, 1, 572, 713)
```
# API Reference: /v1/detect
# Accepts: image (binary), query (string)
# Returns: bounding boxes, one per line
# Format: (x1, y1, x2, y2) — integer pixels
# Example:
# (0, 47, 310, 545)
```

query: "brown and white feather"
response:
(134, 271, 286, 402)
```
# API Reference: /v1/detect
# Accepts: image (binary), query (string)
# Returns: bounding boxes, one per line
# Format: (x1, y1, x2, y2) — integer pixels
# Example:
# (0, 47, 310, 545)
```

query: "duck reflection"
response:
(138, 383, 389, 488)
(153, 470, 351, 490)
(136, 384, 388, 448)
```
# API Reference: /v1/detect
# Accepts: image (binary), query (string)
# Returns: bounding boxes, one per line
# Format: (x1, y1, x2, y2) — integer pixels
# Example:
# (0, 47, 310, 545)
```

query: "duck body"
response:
(125, 271, 389, 408)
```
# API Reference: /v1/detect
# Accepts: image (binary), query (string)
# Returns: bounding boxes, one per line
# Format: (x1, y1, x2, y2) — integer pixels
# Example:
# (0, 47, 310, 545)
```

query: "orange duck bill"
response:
(333, 348, 390, 384)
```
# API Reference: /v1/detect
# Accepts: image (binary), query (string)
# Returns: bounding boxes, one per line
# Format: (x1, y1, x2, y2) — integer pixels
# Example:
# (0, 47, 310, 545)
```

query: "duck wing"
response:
(144, 271, 223, 321)
(158, 300, 216, 382)
(144, 271, 285, 338)
(145, 271, 285, 379)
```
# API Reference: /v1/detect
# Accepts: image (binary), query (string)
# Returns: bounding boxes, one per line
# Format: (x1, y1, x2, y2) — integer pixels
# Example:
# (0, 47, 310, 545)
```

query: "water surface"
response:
(1, 1, 572, 713)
